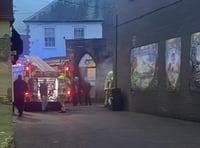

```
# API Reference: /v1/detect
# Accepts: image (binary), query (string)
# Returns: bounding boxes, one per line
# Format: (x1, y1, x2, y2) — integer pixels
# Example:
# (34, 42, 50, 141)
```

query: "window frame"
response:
(44, 28, 55, 48)
(74, 27, 85, 39)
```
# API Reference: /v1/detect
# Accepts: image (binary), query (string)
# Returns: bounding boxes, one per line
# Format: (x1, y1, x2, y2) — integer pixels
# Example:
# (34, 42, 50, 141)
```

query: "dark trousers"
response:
(85, 94, 91, 105)
(14, 99, 24, 116)
(72, 93, 80, 106)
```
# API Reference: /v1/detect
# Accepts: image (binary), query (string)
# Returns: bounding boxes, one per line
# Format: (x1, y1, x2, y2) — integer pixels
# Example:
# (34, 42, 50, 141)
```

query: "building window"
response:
(44, 28, 55, 47)
(74, 28, 84, 39)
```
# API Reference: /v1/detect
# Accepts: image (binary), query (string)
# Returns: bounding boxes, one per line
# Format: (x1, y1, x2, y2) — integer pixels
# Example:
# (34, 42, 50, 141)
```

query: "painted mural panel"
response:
(189, 32, 200, 92)
(130, 43, 158, 91)
(166, 37, 181, 91)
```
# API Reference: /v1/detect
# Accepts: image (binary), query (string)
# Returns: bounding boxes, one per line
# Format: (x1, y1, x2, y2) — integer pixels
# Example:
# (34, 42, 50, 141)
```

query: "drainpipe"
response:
(114, 14, 118, 88)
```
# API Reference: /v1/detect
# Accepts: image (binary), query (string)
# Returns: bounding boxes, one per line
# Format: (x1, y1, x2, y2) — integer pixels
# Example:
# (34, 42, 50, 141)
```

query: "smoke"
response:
(95, 56, 113, 102)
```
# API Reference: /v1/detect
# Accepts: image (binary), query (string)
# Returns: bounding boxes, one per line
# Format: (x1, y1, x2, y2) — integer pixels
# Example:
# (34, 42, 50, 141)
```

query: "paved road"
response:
(13, 104, 200, 148)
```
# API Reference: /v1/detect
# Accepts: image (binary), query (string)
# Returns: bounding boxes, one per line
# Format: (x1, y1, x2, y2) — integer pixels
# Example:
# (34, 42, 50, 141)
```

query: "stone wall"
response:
(0, 23, 12, 103)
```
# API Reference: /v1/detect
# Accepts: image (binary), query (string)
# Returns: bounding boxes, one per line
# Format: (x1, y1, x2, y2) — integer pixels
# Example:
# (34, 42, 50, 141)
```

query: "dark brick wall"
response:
(0, 0, 13, 21)
(102, 0, 117, 56)
(116, 0, 200, 121)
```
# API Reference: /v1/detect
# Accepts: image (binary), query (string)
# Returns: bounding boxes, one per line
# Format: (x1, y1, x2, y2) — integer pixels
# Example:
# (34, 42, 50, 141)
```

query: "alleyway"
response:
(13, 104, 200, 148)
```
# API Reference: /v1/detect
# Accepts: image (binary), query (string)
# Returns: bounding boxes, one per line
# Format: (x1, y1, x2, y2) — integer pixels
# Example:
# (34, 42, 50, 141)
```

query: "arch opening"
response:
(79, 53, 96, 100)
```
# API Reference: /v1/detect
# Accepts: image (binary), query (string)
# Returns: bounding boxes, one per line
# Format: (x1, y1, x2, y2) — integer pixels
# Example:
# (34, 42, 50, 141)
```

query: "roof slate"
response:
(24, 0, 103, 23)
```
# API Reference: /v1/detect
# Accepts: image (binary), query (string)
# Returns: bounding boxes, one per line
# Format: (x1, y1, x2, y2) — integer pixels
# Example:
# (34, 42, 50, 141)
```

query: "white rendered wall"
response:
(27, 22, 103, 59)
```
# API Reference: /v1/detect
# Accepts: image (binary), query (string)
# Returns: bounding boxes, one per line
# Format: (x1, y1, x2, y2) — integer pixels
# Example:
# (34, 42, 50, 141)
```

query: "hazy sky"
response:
(13, 0, 54, 34)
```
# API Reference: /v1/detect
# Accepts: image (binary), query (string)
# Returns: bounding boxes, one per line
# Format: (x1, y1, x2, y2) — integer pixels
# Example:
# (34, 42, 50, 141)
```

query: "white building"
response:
(24, 0, 103, 59)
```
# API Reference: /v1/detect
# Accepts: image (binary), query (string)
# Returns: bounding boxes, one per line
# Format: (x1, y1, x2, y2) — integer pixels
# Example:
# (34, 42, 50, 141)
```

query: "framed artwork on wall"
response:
(189, 32, 200, 92)
(166, 37, 181, 91)
(130, 43, 158, 91)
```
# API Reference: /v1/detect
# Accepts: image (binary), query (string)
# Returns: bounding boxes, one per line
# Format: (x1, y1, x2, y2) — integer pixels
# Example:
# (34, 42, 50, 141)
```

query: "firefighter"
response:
(58, 74, 67, 113)
(104, 70, 114, 107)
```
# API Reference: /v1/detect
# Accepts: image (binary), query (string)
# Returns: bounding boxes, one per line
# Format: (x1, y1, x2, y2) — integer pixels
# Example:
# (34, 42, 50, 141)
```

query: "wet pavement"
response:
(13, 103, 200, 148)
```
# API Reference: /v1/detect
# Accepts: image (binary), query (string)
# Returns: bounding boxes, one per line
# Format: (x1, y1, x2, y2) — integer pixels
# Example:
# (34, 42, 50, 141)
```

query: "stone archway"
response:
(66, 38, 107, 102)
